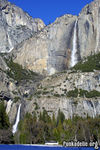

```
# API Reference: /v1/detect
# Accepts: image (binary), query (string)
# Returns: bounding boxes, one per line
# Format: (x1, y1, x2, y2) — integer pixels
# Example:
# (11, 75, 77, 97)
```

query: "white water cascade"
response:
(91, 101, 96, 118)
(70, 105, 73, 119)
(71, 20, 78, 67)
(12, 104, 21, 134)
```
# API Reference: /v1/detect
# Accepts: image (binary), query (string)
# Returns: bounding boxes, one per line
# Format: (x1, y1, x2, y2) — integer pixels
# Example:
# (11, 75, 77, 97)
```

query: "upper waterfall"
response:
(12, 104, 21, 134)
(71, 20, 78, 67)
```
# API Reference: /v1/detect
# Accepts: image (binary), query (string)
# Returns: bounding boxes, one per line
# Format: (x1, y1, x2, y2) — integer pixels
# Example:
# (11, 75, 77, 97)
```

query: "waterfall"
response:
(70, 101, 73, 119)
(91, 101, 96, 118)
(12, 104, 21, 134)
(70, 106, 73, 119)
(6, 99, 13, 114)
(7, 34, 14, 52)
(71, 20, 78, 67)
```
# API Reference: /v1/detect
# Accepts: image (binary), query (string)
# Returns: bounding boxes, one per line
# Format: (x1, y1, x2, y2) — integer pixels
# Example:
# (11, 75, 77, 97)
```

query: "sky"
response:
(8, 0, 93, 25)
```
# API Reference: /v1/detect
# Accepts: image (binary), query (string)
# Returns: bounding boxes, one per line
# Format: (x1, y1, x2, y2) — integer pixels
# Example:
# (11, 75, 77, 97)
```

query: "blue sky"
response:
(9, 0, 93, 25)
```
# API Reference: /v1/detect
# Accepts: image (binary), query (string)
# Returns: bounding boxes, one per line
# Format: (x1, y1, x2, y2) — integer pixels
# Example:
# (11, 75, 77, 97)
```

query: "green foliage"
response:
(67, 88, 100, 98)
(67, 88, 78, 97)
(19, 133, 29, 144)
(15, 109, 100, 144)
(79, 89, 87, 97)
(79, 89, 100, 98)
(40, 110, 51, 123)
(18, 113, 34, 144)
(0, 102, 14, 144)
(34, 102, 39, 110)
(6, 59, 38, 82)
(53, 93, 61, 97)
(17, 110, 65, 144)
(57, 109, 65, 124)
(14, 97, 20, 103)
(17, 113, 45, 144)
(85, 90, 100, 98)
(42, 91, 49, 95)
(73, 52, 100, 72)
(0, 101, 10, 129)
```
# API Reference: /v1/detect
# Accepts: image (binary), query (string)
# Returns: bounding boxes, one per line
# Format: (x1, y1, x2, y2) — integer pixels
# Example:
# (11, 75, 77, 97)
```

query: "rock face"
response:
(0, 0, 100, 74)
(23, 71, 100, 119)
(0, 0, 45, 53)
(2, 65, 100, 124)
(0, 0, 100, 126)
(78, 0, 100, 57)
(10, 0, 100, 74)
(14, 14, 77, 74)
(0, 56, 43, 124)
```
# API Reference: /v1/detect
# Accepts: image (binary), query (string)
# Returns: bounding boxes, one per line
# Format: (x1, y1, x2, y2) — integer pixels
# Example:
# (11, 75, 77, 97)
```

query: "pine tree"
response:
(0, 101, 10, 129)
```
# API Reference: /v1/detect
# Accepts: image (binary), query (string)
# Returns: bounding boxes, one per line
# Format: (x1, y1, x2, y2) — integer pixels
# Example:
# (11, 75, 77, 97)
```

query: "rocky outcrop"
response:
(10, 0, 100, 74)
(9, 71, 100, 122)
(0, 56, 100, 124)
(0, 0, 45, 53)
(25, 97, 100, 119)
(77, 0, 100, 57)
(0, 56, 42, 124)
(1, 0, 100, 74)
(14, 15, 77, 74)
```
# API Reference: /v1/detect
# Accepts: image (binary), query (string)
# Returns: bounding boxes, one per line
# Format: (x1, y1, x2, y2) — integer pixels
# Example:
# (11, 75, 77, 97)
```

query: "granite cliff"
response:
(2, 53, 100, 124)
(0, 0, 45, 53)
(0, 0, 100, 143)
(1, 0, 100, 74)
(10, 0, 100, 74)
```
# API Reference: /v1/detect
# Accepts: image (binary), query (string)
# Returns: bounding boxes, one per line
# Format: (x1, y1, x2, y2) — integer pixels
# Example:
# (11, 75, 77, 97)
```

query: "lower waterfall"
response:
(12, 104, 21, 134)
(91, 101, 96, 118)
